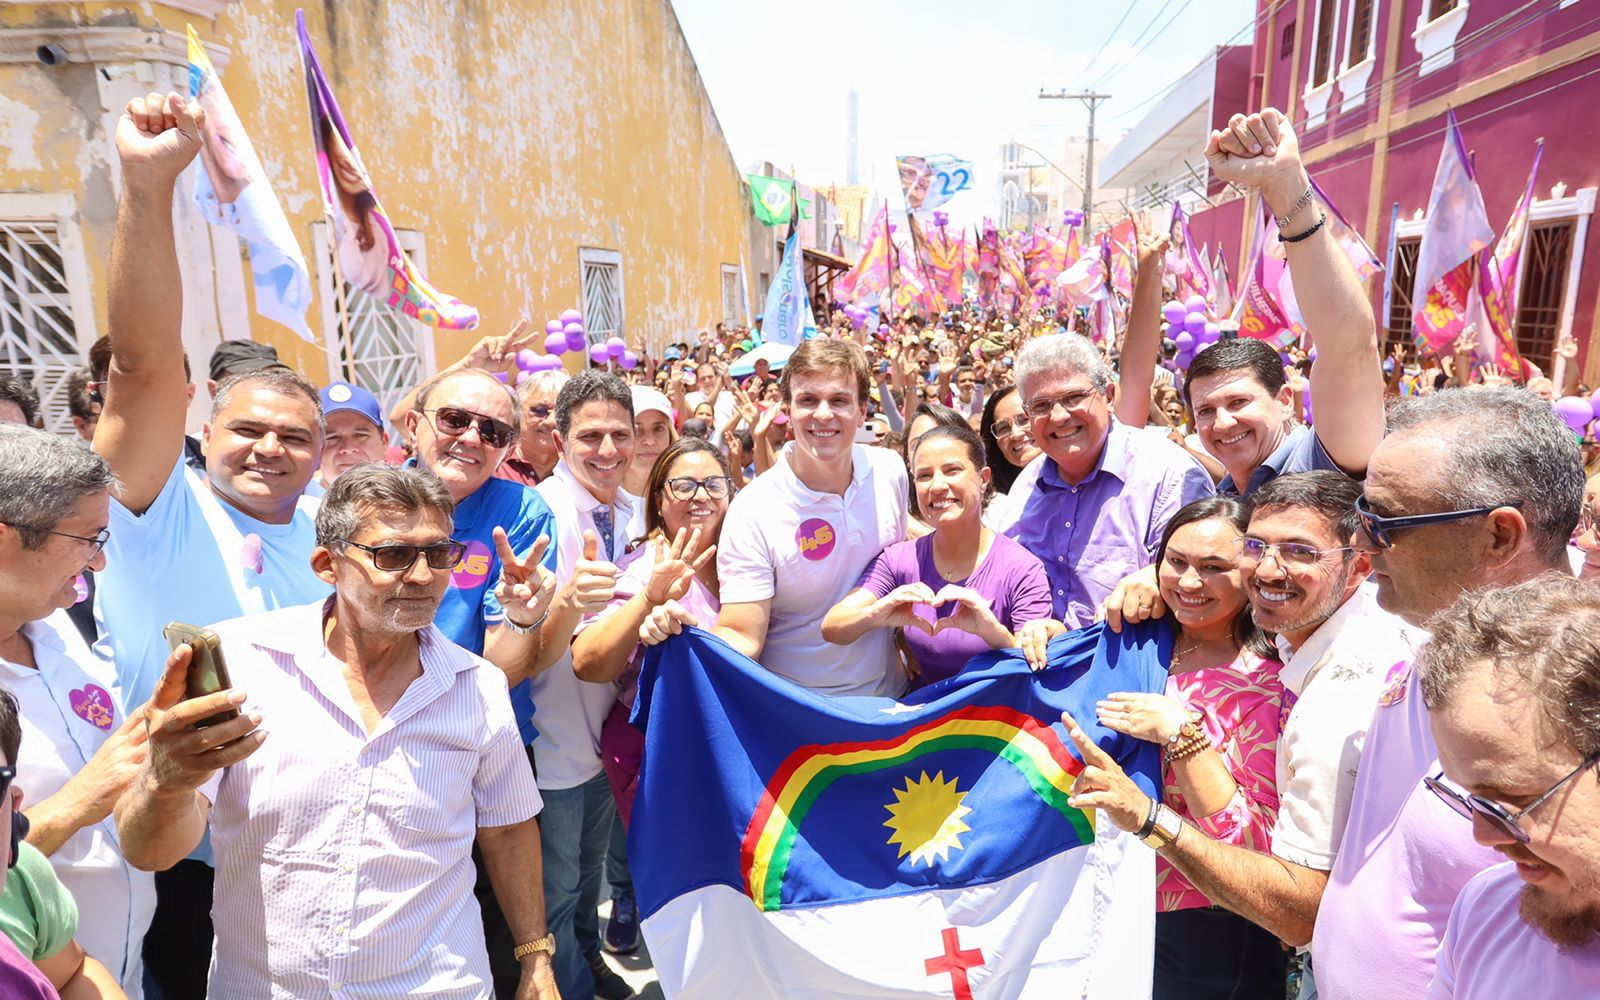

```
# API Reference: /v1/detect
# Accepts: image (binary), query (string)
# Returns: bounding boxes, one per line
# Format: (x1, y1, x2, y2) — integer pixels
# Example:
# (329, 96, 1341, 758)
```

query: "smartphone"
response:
(163, 622, 240, 728)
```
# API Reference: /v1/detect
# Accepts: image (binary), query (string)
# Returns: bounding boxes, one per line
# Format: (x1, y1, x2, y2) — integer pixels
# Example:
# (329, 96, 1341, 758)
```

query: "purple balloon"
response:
(563, 321, 585, 337)
(1184, 295, 1207, 314)
(1184, 311, 1208, 336)
(932, 211, 949, 227)
(515, 369, 533, 386)
(545, 332, 568, 355)
(560, 309, 583, 326)
(1162, 301, 1187, 326)
(619, 350, 639, 370)
(516, 349, 539, 370)
(533, 354, 561, 372)
(1589, 393, 1600, 420)
(851, 316, 866, 330)
(1062, 209, 1085, 227)
(605, 336, 627, 358)
(565, 331, 588, 353)
(545, 319, 563, 335)
(491, 370, 509, 384)
(588, 343, 611, 365)
(1174, 331, 1195, 351)
(1555, 396, 1593, 434)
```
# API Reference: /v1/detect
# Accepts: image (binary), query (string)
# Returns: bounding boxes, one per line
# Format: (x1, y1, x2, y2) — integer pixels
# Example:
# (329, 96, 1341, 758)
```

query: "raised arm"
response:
(1206, 109, 1384, 475)
(1114, 236, 1170, 428)
(94, 93, 205, 514)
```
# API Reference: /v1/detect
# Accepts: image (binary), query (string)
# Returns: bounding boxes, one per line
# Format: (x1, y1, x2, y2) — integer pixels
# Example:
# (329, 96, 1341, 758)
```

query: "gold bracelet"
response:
(513, 933, 557, 961)
(1166, 732, 1212, 762)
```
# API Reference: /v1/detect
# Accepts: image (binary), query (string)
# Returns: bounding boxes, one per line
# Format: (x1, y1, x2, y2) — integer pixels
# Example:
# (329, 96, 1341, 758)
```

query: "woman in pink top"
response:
(1095, 495, 1287, 999)
(571, 437, 730, 828)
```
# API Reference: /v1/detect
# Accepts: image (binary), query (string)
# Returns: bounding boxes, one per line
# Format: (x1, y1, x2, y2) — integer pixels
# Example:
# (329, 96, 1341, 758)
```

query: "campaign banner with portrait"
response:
(896, 154, 975, 215)
(296, 11, 478, 330)
(186, 26, 315, 341)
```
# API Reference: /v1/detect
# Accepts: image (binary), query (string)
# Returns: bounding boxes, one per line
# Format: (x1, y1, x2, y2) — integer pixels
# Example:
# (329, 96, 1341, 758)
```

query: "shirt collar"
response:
(776, 443, 872, 499)
(551, 460, 638, 518)
(1220, 424, 1299, 494)
(252, 598, 475, 678)
(1039, 419, 1130, 490)
(1275, 582, 1377, 688)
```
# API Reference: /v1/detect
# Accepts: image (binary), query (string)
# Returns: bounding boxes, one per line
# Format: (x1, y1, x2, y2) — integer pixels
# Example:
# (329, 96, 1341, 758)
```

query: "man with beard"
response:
(1073, 472, 1420, 960)
(1419, 575, 1600, 995)
(1311, 387, 1583, 999)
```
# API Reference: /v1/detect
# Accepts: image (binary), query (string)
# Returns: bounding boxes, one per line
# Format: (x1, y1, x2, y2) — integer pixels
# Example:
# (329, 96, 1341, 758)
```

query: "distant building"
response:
(0, 0, 753, 431)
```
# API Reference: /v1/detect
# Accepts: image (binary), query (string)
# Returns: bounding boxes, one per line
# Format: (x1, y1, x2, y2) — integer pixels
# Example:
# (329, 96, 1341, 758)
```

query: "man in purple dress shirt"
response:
(987, 332, 1213, 628)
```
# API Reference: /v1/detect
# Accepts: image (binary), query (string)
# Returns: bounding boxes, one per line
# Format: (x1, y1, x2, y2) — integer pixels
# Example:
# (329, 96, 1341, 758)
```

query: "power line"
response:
(1108, 0, 1295, 126)
(1087, 0, 1182, 90)
(1079, 2, 1145, 81)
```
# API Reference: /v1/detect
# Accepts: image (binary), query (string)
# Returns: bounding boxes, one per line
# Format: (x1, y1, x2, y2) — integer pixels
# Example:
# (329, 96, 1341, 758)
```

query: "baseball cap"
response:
(631, 385, 674, 422)
(209, 339, 282, 383)
(663, 346, 682, 362)
(319, 381, 384, 431)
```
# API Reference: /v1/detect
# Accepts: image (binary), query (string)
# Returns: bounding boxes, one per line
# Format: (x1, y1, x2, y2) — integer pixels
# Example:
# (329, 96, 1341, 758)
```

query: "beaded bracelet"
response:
(1282, 212, 1328, 244)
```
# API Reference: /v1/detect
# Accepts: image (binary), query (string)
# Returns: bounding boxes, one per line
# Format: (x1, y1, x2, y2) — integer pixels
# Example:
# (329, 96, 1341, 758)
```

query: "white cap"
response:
(631, 385, 674, 421)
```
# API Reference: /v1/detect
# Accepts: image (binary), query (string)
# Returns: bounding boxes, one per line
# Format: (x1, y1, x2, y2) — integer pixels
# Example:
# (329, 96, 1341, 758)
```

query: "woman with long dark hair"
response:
(979, 385, 1041, 497)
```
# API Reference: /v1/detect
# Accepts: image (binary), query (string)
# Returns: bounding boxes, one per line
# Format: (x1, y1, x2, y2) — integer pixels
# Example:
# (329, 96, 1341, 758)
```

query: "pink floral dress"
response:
(1156, 648, 1286, 912)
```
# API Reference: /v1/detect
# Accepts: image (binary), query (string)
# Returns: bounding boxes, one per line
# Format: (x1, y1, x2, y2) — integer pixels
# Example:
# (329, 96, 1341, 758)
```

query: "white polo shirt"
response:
(1270, 582, 1423, 870)
(0, 611, 156, 997)
(718, 443, 908, 696)
(529, 461, 638, 790)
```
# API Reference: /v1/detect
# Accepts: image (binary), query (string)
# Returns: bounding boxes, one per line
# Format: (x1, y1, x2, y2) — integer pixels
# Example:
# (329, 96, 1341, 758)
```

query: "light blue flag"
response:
(761, 233, 818, 347)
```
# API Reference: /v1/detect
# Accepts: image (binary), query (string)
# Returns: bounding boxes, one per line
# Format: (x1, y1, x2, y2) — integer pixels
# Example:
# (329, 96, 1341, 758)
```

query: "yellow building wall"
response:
(1, 0, 752, 386)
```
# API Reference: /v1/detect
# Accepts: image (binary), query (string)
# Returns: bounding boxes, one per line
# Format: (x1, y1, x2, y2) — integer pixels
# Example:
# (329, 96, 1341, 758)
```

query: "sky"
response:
(672, 0, 1256, 228)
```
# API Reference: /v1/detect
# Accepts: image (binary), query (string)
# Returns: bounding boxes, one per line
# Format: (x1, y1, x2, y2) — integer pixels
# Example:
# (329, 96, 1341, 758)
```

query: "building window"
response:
(1347, 0, 1375, 67)
(721, 264, 747, 328)
(1384, 237, 1422, 354)
(1281, 21, 1296, 59)
(0, 216, 92, 435)
(1514, 221, 1575, 372)
(311, 222, 437, 425)
(1311, 0, 1339, 88)
(579, 248, 624, 351)
(1428, 0, 1458, 20)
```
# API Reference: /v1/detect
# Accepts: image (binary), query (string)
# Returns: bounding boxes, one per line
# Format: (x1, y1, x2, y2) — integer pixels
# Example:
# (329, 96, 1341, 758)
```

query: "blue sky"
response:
(672, 0, 1256, 225)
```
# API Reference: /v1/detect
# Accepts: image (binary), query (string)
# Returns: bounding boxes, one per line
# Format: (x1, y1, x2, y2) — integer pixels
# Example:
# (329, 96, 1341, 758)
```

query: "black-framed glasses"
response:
(1239, 537, 1356, 569)
(1355, 495, 1521, 550)
(3, 522, 110, 558)
(665, 476, 733, 501)
(339, 538, 467, 573)
(1425, 752, 1600, 844)
(0, 765, 14, 800)
(421, 407, 515, 449)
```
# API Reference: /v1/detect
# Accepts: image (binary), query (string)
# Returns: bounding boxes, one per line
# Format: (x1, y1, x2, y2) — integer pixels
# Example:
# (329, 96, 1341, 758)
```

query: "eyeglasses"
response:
(339, 538, 468, 573)
(1355, 495, 1522, 550)
(421, 407, 515, 449)
(1425, 752, 1600, 844)
(665, 476, 733, 500)
(1024, 390, 1098, 420)
(1239, 537, 1356, 568)
(526, 404, 553, 420)
(2, 522, 110, 558)
(0, 765, 14, 801)
(991, 419, 1025, 439)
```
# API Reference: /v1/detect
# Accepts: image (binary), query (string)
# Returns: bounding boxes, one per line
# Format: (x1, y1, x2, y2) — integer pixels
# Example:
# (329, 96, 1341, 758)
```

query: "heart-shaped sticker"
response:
(69, 683, 115, 731)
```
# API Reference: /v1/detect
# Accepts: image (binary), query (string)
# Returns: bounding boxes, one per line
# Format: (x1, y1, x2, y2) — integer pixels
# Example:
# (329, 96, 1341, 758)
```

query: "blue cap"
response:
(664, 346, 682, 361)
(319, 381, 383, 430)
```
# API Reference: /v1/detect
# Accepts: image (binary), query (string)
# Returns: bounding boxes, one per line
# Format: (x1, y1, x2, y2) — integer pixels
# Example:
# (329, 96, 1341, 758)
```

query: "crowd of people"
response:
(0, 92, 1596, 1000)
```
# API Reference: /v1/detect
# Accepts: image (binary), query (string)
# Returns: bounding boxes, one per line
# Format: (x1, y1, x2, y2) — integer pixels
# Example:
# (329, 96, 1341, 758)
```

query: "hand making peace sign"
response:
(492, 527, 556, 629)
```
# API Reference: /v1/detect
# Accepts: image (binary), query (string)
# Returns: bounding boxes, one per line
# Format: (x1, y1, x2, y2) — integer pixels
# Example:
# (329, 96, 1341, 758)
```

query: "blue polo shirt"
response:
(1217, 423, 1345, 496)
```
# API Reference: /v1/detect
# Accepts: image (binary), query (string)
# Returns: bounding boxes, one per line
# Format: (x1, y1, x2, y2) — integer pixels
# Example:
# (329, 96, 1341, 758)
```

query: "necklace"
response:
(1171, 636, 1239, 673)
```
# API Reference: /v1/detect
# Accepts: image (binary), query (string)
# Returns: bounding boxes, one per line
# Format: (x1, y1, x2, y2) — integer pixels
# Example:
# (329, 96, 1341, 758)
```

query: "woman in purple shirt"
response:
(822, 425, 1058, 690)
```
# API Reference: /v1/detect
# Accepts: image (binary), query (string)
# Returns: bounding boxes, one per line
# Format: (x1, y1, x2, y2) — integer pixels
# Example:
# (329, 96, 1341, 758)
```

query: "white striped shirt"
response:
(198, 600, 542, 999)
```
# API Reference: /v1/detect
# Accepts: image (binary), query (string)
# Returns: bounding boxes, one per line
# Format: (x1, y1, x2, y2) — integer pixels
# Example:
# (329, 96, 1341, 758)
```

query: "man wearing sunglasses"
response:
(1312, 388, 1585, 1000)
(116, 465, 558, 999)
(497, 370, 569, 489)
(1417, 576, 1600, 994)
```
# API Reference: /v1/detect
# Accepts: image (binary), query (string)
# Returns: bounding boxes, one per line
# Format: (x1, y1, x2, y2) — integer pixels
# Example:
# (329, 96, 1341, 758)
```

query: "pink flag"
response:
(1168, 201, 1213, 303)
(1477, 140, 1544, 374)
(1412, 111, 1495, 354)
(1232, 202, 1301, 349)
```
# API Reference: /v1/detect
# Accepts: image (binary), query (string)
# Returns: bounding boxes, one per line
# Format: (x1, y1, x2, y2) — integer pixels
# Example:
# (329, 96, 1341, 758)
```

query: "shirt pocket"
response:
(370, 745, 478, 841)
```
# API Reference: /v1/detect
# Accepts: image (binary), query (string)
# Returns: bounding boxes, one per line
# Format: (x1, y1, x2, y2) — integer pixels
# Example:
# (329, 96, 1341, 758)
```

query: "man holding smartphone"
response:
(116, 465, 559, 999)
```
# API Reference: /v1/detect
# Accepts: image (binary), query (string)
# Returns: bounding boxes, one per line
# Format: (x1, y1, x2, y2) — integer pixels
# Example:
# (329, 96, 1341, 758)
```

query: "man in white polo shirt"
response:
(714, 338, 909, 696)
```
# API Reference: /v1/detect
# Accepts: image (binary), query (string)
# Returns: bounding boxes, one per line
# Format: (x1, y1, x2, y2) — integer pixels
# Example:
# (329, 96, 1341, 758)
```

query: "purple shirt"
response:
(988, 421, 1214, 627)
(0, 931, 56, 999)
(1427, 863, 1600, 999)
(857, 532, 1053, 688)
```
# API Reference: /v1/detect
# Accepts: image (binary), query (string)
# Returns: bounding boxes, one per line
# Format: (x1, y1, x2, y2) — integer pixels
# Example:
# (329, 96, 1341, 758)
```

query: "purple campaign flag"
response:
(1412, 110, 1494, 354)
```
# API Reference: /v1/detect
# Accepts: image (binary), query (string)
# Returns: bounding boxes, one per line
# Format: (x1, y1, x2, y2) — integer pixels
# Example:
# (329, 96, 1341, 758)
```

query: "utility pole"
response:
(1039, 89, 1110, 234)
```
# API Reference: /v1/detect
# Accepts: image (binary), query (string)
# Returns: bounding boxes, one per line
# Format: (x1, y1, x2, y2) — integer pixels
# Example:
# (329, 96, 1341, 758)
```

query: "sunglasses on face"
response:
(0, 765, 13, 802)
(526, 404, 553, 421)
(665, 476, 733, 501)
(1425, 752, 1600, 844)
(422, 407, 515, 449)
(1238, 537, 1356, 569)
(340, 538, 468, 573)
(1354, 495, 1522, 550)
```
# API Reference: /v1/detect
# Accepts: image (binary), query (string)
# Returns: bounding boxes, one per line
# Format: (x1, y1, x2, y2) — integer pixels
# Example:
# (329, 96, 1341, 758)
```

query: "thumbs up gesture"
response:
(562, 529, 618, 616)
(117, 91, 205, 194)
(492, 527, 555, 629)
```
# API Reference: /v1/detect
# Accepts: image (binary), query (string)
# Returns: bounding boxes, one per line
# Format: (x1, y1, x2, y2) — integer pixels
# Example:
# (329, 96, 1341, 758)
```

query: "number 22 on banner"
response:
(935, 169, 972, 198)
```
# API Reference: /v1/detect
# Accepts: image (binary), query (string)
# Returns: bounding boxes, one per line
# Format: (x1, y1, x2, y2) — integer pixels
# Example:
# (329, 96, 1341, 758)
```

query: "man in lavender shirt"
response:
(115, 466, 559, 999)
(987, 333, 1212, 628)
(1419, 576, 1600, 998)
(1310, 388, 1583, 999)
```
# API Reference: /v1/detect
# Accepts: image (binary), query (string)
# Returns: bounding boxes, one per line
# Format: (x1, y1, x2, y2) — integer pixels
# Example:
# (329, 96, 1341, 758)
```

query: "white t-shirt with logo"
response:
(718, 444, 908, 696)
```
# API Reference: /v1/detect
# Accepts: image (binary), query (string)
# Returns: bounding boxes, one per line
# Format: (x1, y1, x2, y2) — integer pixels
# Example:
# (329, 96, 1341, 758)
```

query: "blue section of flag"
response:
(629, 622, 1169, 919)
(760, 233, 819, 346)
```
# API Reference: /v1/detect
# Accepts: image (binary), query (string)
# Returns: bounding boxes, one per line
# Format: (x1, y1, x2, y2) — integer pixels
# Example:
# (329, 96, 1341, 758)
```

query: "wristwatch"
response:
(513, 933, 557, 960)
(1167, 710, 1203, 747)
(1140, 803, 1185, 852)
(500, 607, 548, 635)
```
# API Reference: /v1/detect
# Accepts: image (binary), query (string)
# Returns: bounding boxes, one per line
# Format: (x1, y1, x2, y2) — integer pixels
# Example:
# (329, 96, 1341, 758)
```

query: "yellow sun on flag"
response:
(883, 770, 973, 867)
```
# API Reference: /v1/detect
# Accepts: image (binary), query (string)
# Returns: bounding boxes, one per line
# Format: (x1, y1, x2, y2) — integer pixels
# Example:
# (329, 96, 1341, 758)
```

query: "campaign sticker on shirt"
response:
(72, 573, 89, 605)
(69, 684, 116, 730)
(1278, 687, 1299, 733)
(451, 539, 493, 589)
(1377, 659, 1411, 707)
(796, 518, 836, 561)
